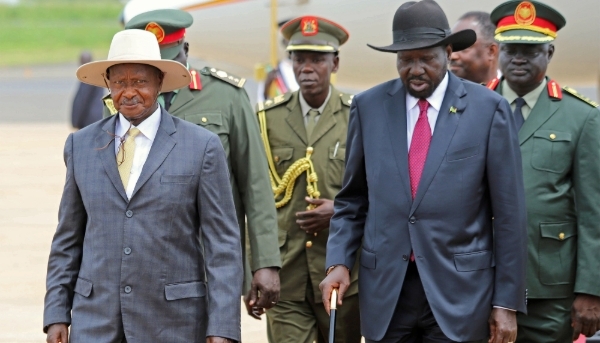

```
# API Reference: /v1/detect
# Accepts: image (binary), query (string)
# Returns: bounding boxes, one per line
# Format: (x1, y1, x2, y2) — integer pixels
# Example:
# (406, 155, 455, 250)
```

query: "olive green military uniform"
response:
(492, 79, 600, 342)
(490, 2, 600, 341)
(259, 89, 360, 343)
(104, 65, 281, 290)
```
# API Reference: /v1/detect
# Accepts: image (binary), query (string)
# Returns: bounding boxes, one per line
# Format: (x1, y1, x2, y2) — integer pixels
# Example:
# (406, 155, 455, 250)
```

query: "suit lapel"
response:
(410, 74, 466, 214)
(518, 91, 557, 145)
(309, 88, 340, 146)
(285, 92, 308, 145)
(96, 115, 129, 202)
(168, 86, 194, 113)
(130, 109, 177, 199)
(384, 79, 412, 201)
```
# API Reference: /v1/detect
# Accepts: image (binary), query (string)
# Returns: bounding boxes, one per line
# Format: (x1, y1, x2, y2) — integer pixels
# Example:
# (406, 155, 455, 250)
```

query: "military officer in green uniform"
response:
(487, 1, 600, 342)
(106, 9, 282, 312)
(255, 16, 360, 343)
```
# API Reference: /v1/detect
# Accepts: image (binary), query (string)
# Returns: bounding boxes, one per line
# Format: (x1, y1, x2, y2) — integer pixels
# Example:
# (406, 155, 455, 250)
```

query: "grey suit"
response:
(43, 109, 242, 342)
(326, 74, 527, 342)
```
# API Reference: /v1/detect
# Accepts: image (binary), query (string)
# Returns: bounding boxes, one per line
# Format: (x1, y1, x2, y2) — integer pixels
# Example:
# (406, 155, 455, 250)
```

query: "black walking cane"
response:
(328, 288, 338, 342)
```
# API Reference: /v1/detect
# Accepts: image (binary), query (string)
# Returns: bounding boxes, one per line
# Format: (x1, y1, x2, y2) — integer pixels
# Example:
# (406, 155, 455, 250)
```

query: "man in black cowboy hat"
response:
(320, 1, 527, 342)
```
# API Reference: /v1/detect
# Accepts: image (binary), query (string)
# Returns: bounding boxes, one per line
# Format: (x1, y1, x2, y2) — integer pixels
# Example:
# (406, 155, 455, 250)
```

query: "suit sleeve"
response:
(486, 98, 528, 313)
(573, 107, 600, 297)
(326, 96, 369, 271)
(198, 135, 243, 341)
(228, 88, 280, 271)
(43, 133, 87, 332)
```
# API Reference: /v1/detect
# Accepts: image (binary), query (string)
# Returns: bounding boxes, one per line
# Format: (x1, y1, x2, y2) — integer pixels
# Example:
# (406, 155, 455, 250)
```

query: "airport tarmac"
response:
(0, 64, 269, 342)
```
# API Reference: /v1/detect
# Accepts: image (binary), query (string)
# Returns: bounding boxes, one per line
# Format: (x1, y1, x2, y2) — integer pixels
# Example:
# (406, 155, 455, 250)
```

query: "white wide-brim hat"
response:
(76, 29, 191, 92)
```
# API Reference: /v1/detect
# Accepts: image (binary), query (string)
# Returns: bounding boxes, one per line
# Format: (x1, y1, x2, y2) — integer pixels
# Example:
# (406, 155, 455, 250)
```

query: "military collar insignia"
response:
(546, 79, 562, 100)
(486, 78, 501, 90)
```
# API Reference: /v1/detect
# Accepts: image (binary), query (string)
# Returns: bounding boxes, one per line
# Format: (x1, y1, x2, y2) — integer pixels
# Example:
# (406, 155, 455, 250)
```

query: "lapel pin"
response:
(449, 106, 457, 114)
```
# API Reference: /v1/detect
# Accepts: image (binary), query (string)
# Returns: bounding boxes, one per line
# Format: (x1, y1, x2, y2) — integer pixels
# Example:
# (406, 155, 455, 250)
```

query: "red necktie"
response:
(408, 99, 430, 262)
(409, 99, 431, 199)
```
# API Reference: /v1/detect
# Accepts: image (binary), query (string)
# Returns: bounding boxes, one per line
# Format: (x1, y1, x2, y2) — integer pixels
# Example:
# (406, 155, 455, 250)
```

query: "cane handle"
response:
(330, 289, 338, 310)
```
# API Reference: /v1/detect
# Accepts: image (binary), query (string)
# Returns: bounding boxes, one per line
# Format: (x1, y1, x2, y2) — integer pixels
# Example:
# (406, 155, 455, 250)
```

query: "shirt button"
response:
(402, 255, 408, 261)
(126, 210, 133, 218)
(124, 247, 131, 255)
(306, 241, 313, 248)
(124, 286, 132, 293)
(409, 216, 416, 224)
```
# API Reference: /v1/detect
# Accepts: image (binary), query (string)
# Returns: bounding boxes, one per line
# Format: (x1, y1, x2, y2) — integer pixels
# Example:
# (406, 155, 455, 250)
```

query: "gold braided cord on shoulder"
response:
(258, 109, 320, 209)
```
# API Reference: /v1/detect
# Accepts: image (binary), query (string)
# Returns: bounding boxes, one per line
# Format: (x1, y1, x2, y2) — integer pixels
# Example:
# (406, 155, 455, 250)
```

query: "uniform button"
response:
(559, 232, 565, 240)
(274, 156, 280, 163)
(124, 286, 132, 293)
(409, 216, 416, 224)
(201, 117, 207, 123)
(125, 210, 133, 218)
(124, 247, 131, 255)
(402, 255, 408, 261)
(306, 241, 313, 248)
(550, 133, 556, 140)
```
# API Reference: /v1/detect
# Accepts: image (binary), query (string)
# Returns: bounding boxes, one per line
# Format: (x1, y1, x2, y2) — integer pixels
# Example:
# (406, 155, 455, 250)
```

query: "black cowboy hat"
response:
(368, 0, 476, 53)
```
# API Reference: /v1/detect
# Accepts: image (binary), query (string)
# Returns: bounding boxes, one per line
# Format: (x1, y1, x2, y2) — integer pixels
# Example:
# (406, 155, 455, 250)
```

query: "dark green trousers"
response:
(516, 297, 574, 343)
(266, 277, 361, 343)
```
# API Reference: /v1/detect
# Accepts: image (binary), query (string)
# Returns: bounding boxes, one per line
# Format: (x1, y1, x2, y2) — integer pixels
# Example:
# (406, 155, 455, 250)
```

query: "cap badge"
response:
(515, 1, 536, 26)
(301, 17, 318, 36)
(145, 22, 166, 43)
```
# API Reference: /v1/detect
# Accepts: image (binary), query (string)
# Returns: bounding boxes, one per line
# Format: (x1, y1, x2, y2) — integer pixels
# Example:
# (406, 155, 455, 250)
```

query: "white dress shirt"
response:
(406, 72, 449, 150)
(299, 86, 332, 126)
(114, 107, 161, 199)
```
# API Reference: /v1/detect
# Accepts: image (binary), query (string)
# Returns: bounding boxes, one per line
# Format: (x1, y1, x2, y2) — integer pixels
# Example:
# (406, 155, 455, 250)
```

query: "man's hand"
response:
(206, 337, 235, 343)
(243, 267, 280, 320)
(488, 308, 517, 343)
(572, 294, 600, 339)
(296, 197, 334, 235)
(46, 323, 69, 343)
(319, 265, 350, 315)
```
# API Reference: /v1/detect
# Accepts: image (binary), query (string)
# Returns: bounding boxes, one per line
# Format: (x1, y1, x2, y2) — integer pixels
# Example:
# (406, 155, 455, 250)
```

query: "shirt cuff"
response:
(493, 306, 516, 311)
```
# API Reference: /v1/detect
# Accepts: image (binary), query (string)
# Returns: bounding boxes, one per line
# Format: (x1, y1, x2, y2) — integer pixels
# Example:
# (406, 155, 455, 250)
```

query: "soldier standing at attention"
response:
(488, 1, 600, 342)
(108, 9, 282, 311)
(255, 16, 360, 343)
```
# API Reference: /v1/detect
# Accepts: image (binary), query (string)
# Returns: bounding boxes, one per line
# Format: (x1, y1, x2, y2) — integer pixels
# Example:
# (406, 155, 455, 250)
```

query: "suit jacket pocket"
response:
(161, 174, 194, 184)
(447, 145, 479, 162)
(531, 130, 572, 174)
(74, 277, 93, 297)
(360, 248, 376, 269)
(164, 281, 207, 301)
(539, 222, 577, 285)
(454, 250, 495, 272)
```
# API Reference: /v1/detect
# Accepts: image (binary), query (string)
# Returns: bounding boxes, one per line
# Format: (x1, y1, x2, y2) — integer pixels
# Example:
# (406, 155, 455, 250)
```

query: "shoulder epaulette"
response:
(547, 79, 562, 100)
(339, 92, 354, 107)
(189, 69, 202, 90)
(257, 92, 293, 112)
(486, 78, 500, 90)
(202, 66, 246, 88)
(563, 86, 599, 108)
(103, 94, 118, 115)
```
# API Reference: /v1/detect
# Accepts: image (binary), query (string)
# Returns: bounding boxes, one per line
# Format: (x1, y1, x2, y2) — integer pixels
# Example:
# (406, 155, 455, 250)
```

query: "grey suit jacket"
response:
(44, 109, 242, 342)
(326, 74, 527, 342)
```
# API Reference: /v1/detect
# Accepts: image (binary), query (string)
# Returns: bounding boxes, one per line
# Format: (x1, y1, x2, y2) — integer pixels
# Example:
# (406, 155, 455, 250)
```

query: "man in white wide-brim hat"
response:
(43, 29, 242, 343)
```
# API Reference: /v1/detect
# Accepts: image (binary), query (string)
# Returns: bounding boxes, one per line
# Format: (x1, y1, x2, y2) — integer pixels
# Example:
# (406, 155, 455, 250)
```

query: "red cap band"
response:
(497, 16, 557, 34)
(160, 28, 186, 46)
